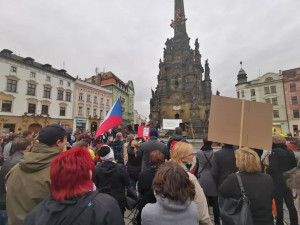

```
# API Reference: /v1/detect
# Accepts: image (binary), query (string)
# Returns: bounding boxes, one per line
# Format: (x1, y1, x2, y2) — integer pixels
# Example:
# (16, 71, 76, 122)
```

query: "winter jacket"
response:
(111, 140, 124, 164)
(267, 143, 297, 186)
(142, 193, 199, 225)
(137, 167, 157, 210)
(23, 192, 125, 225)
(137, 136, 169, 172)
(0, 151, 24, 210)
(167, 134, 184, 151)
(184, 166, 212, 225)
(5, 142, 61, 225)
(219, 172, 274, 225)
(126, 143, 142, 180)
(211, 145, 238, 189)
(195, 147, 217, 196)
(94, 161, 130, 212)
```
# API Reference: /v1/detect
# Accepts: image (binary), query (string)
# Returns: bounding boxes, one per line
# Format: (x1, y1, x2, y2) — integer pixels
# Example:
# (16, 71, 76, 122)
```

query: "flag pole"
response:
(119, 96, 124, 138)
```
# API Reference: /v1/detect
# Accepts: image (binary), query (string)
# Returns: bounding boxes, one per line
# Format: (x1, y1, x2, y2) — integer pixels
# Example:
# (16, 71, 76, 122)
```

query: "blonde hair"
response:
(171, 142, 194, 164)
(235, 147, 261, 173)
(131, 140, 139, 158)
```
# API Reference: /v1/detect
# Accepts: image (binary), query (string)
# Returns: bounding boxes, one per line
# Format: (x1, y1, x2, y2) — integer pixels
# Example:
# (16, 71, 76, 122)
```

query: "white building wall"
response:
(0, 57, 75, 119)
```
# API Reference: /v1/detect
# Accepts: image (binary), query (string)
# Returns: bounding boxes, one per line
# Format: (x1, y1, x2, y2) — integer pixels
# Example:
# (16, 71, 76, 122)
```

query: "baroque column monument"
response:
(149, 0, 212, 138)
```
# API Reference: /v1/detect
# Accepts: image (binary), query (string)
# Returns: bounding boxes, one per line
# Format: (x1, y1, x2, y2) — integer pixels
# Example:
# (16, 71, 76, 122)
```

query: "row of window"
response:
(78, 93, 110, 105)
(238, 83, 298, 99)
(1, 100, 66, 116)
(272, 110, 300, 119)
(6, 79, 71, 101)
(78, 106, 108, 117)
(10, 66, 70, 86)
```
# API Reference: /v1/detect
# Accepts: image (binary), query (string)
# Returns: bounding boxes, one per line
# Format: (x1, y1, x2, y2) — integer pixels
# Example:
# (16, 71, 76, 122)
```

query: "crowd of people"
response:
(0, 124, 299, 225)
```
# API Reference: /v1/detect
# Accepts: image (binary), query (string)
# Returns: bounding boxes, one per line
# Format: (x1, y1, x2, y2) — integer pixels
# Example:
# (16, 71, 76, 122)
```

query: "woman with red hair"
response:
(23, 147, 125, 225)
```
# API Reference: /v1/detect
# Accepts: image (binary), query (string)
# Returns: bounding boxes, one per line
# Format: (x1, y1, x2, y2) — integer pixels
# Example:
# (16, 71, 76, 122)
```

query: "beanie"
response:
(98, 145, 114, 161)
(38, 124, 66, 146)
(150, 130, 159, 137)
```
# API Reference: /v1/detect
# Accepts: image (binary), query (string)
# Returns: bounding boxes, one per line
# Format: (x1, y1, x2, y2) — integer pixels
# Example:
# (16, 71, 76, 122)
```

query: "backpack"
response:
(286, 148, 297, 171)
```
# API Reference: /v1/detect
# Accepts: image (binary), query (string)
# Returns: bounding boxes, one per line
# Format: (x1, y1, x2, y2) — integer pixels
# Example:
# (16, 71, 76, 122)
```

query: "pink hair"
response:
(50, 147, 95, 201)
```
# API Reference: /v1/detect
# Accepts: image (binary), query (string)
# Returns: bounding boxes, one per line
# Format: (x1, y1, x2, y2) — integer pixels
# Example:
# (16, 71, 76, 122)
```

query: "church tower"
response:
(150, 0, 212, 138)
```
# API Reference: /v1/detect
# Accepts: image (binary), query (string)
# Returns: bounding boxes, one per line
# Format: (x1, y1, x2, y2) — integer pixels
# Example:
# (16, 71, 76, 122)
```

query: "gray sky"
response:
(1, 0, 300, 118)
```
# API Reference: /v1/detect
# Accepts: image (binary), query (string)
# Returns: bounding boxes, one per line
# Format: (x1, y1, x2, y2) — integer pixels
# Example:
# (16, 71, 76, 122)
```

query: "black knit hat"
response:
(38, 124, 66, 146)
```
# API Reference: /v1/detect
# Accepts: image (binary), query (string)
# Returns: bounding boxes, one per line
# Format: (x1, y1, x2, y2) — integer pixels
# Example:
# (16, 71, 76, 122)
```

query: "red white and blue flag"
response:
(95, 98, 122, 139)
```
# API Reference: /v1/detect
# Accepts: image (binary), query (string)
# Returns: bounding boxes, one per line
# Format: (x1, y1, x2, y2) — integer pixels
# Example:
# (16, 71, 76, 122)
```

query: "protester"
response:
(171, 142, 211, 225)
(142, 161, 199, 225)
(219, 147, 274, 225)
(93, 145, 130, 215)
(111, 132, 125, 164)
(0, 139, 31, 225)
(137, 150, 165, 225)
(23, 147, 125, 225)
(267, 135, 298, 225)
(127, 139, 142, 189)
(3, 134, 19, 161)
(211, 144, 238, 189)
(5, 124, 67, 225)
(74, 141, 95, 160)
(167, 127, 184, 151)
(137, 130, 169, 172)
(22, 130, 33, 141)
(195, 137, 220, 225)
(123, 134, 134, 165)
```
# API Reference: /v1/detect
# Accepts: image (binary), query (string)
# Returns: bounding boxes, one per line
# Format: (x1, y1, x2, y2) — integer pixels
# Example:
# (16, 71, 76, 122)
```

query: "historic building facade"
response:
(85, 72, 135, 129)
(0, 49, 75, 133)
(73, 79, 112, 132)
(235, 65, 289, 134)
(149, 0, 212, 137)
(282, 67, 300, 135)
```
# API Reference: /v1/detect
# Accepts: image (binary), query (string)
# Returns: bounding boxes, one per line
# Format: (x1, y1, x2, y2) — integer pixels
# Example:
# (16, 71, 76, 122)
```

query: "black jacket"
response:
(0, 151, 24, 210)
(267, 143, 297, 186)
(126, 143, 142, 180)
(137, 137, 169, 172)
(23, 192, 125, 225)
(211, 145, 238, 189)
(219, 172, 274, 225)
(137, 167, 157, 210)
(167, 134, 184, 151)
(94, 161, 130, 211)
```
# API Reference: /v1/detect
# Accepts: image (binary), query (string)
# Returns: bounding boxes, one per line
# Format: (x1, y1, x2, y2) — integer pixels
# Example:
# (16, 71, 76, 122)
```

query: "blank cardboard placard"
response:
(208, 95, 273, 150)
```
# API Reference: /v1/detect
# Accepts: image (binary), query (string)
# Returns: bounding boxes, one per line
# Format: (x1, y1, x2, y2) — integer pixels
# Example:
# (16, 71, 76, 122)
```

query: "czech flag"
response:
(95, 98, 122, 139)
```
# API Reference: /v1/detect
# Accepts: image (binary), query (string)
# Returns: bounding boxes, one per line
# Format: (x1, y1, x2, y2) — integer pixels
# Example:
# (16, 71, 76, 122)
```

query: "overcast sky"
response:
(1, 0, 300, 118)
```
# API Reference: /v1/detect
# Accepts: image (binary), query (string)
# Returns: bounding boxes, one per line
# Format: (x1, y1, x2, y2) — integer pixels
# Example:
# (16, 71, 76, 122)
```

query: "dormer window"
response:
(1, 49, 13, 57)
(24, 57, 34, 64)
(43, 64, 52, 70)
(58, 69, 66, 75)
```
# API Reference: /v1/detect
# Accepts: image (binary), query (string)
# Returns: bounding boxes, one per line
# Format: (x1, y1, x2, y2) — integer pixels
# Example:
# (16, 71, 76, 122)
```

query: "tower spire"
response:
(171, 0, 187, 36)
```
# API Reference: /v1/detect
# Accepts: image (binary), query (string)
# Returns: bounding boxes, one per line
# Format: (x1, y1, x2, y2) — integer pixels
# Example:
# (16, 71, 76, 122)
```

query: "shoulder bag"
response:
(220, 174, 254, 225)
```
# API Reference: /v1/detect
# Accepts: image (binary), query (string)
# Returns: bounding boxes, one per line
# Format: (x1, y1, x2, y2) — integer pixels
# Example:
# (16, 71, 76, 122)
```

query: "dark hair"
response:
(149, 150, 165, 167)
(75, 141, 89, 148)
(97, 145, 111, 157)
(203, 137, 212, 147)
(10, 138, 31, 155)
(152, 161, 195, 204)
(175, 127, 183, 135)
(76, 135, 84, 141)
(22, 130, 33, 138)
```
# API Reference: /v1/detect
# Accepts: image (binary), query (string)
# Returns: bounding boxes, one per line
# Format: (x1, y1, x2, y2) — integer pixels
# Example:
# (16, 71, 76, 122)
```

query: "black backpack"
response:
(286, 148, 297, 171)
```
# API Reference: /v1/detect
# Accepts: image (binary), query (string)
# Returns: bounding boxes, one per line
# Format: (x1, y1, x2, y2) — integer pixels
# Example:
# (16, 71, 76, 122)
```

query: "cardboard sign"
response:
(208, 95, 273, 150)
(137, 126, 150, 138)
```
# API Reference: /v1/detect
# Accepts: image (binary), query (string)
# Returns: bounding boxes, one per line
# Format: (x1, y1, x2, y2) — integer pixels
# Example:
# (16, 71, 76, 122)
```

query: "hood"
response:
(155, 192, 192, 211)
(272, 144, 288, 157)
(19, 142, 61, 173)
(98, 162, 118, 175)
(172, 134, 184, 141)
